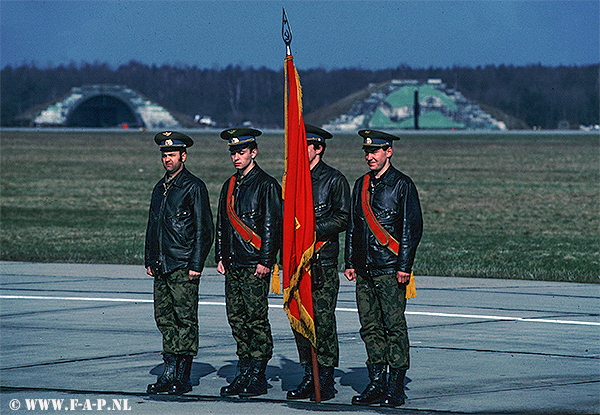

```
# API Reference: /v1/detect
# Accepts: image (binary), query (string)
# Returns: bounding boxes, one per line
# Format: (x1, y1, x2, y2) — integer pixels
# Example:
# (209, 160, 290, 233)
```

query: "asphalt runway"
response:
(0, 261, 598, 415)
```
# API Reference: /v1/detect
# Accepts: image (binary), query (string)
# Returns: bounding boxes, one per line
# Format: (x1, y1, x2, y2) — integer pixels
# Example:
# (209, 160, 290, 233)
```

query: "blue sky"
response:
(1, 0, 598, 70)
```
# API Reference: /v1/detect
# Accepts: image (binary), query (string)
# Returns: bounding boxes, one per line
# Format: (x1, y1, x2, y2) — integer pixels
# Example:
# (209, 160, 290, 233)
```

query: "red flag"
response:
(282, 53, 316, 347)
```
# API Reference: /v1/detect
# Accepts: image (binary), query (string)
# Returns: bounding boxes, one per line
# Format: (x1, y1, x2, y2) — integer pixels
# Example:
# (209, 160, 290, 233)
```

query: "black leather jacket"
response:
(345, 165, 423, 276)
(311, 160, 351, 268)
(216, 165, 282, 269)
(145, 167, 214, 275)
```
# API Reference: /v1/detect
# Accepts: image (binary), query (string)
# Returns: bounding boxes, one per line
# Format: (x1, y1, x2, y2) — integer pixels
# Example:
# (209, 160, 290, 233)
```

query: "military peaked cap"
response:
(358, 129, 400, 149)
(220, 128, 262, 149)
(305, 124, 333, 143)
(154, 131, 194, 151)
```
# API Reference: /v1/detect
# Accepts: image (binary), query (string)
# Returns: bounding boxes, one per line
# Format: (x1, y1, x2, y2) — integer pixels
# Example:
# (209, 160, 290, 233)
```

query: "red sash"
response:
(361, 174, 399, 255)
(226, 175, 262, 250)
(314, 240, 326, 253)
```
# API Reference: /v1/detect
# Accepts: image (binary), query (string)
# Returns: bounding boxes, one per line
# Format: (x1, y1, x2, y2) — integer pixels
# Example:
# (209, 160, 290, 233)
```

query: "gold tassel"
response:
(270, 264, 281, 295)
(405, 271, 417, 299)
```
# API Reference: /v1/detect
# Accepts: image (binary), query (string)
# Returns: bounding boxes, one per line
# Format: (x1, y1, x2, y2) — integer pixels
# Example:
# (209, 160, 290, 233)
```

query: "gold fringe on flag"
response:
(270, 264, 281, 295)
(406, 271, 416, 299)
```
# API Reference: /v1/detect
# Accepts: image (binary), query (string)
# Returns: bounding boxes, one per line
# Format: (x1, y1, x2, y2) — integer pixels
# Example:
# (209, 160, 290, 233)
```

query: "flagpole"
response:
(282, 8, 321, 403)
(310, 345, 321, 402)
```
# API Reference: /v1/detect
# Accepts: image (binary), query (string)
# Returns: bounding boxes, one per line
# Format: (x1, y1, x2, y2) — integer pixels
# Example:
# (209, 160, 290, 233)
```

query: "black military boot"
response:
(147, 353, 177, 394)
(382, 367, 406, 407)
(351, 363, 387, 405)
(311, 365, 336, 402)
(239, 359, 268, 397)
(220, 357, 251, 397)
(170, 355, 193, 395)
(286, 364, 313, 400)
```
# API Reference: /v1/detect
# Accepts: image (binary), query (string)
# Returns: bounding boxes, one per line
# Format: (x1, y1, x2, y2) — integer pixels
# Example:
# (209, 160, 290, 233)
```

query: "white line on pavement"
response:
(2, 294, 598, 327)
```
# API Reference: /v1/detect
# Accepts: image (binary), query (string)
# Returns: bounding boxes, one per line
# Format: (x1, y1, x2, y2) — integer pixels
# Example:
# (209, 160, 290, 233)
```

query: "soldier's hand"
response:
(397, 271, 410, 284)
(146, 267, 153, 277)
(254, 264, 270, 279)
(344, 269, 356, 281)
(189, 270, 201, 280)
(217, 261, 226, 275)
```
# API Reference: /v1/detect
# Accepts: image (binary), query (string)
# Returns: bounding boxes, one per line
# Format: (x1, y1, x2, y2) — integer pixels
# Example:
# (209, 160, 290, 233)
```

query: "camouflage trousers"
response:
(356, 272, 409, 369)
(293, 266, 340, 367)
(154, 268, 199, 355)
(225, 267, 273, 361)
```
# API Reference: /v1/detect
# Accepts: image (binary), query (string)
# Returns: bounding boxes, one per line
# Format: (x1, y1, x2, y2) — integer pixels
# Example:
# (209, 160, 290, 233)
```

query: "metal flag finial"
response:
(282, 7, 292, 55)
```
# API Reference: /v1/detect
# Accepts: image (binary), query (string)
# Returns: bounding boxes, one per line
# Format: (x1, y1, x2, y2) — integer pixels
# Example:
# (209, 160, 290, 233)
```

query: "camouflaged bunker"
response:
(323, 79, 506, 131)
(32, 84, 180, 129)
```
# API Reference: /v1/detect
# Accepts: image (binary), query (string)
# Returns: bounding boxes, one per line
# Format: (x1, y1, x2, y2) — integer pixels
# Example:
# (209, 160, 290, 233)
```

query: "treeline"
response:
(1, 61, 598, 129)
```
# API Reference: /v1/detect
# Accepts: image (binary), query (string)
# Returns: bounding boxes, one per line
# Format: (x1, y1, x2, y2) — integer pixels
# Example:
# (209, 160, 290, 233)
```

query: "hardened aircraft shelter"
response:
(32, 84, 180, 130)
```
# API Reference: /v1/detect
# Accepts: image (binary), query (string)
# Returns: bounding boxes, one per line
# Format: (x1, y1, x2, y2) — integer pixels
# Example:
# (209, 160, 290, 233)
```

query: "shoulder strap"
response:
(361, 173, 400, 255)
(226, 175, 262, 250)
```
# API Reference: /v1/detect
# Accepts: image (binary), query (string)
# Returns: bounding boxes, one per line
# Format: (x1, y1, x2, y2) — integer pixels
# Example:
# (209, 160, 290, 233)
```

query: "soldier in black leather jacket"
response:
(215, 128, 282, 398)
(145, 132, 214, 396)
(145, 163, 214, 276)
(287, 125, 350, 402)
(215, 169, 282, 271)
(345, 130, 422, 408)
(345, 165, 422, 278)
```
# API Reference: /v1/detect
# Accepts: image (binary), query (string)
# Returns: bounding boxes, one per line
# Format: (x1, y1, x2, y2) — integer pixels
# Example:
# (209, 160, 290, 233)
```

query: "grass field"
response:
(1, 129, 598, 283)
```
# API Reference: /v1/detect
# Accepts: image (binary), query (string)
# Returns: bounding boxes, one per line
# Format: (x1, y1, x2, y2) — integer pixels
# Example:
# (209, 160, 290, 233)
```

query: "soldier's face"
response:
(307, 143, 323, 165)
(162, 150, 186, 175)
(307, 143, 323, 169)
(364, 147, 392, 173)
(230, 147, 257, 173)
(307, 143, 318, 164)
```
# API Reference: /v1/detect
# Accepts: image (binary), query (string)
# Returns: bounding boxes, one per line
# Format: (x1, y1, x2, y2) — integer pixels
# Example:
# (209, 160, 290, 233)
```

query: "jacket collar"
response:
(369, 164, 397, 186)
(163, 166, 188, 188)
(311, 159, 327, 180)
(236, 163, 261, 185)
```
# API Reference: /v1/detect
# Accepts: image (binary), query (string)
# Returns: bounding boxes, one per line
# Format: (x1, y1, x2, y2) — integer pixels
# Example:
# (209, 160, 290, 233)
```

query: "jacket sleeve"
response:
(144, 185, 159, 268)
(396, 180, 423, 273)
(189, 180, 214, 273)
(315, 173, 351, 240)
(215, 181, 228, 265)
(259, 179, 283, 268)
(144, 207, 154, 268)
(344, 178, 361, 270)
